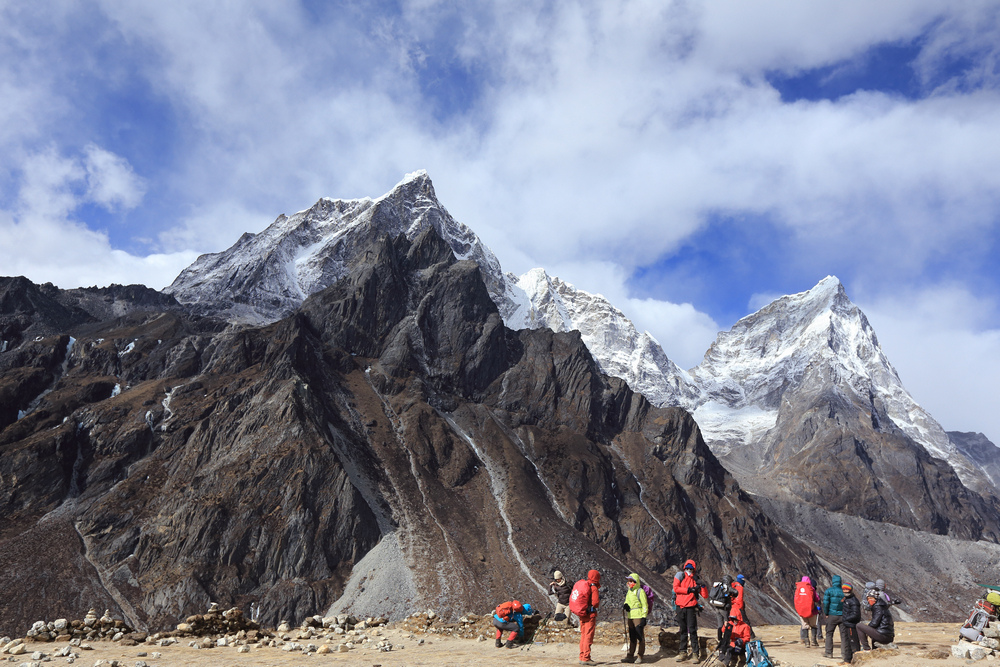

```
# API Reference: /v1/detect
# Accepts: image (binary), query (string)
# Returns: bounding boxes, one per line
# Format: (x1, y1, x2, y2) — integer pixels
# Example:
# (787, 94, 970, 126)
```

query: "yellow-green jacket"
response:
(624, 573, 649, 619)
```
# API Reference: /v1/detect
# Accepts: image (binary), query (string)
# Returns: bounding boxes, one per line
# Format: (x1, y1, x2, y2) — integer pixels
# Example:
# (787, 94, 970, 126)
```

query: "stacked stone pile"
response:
(13, 609, 139, 644)
(168, 603, 263, 638)
(263, 613, 392, 654)
(952, 632, 1000, 660)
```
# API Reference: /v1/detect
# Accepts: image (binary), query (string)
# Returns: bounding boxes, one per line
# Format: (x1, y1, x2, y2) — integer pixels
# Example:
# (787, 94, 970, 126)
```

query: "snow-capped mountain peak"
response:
(166, 171, 507, 324)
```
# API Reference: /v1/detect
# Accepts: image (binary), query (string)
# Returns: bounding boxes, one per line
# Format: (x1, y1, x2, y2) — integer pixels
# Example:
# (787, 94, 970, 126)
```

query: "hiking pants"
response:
(493, 618, 520, 642)
(825, 614, 844, 655)
(627, 618, 646, 658)
(677, 606, 700, 655)
(578, 614, 596, 661)
(856, 623, 892, 650)
(842, 624, 859, 662)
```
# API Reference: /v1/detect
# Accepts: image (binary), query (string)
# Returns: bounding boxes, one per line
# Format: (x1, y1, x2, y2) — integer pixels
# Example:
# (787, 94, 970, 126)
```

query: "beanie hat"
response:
(842, 582, 853, 592)
(554, 571, 563, 581)
(736, 574, 745, 584)
(875, 579, 885, 590)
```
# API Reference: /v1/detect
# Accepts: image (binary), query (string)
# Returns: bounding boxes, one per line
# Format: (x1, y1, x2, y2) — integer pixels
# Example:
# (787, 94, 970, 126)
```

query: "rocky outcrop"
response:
(0, 226, 822, 635)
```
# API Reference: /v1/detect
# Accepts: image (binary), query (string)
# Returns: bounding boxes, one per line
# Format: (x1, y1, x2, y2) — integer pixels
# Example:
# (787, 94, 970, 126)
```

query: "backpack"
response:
(709, 581, 732, 608)
(744, 639, 774, 667)
(641, 584, 656, 606)
(569, 579, 592, 616)
(794, 582, 815, 617)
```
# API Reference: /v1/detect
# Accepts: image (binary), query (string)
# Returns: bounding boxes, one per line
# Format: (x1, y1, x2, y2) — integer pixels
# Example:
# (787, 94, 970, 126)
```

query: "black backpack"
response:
(709, 581, 733, 608)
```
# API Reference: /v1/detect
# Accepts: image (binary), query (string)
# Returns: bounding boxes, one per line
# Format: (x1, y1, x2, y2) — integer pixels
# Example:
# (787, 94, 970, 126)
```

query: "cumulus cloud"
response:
(83, 144, 146, 210)
(859, 285, 1000, 446)
(1, 1, 1000, 443)
(1, 145, 195, 289)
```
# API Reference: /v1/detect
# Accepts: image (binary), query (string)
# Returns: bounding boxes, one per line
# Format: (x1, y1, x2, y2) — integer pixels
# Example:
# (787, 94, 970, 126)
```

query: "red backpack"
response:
(794, 582, 815, 617)
(569, 579, 593, 616)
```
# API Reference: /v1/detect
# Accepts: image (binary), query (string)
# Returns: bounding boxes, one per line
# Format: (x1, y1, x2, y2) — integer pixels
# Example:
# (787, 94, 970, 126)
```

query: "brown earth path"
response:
(7, 622, 969, 667)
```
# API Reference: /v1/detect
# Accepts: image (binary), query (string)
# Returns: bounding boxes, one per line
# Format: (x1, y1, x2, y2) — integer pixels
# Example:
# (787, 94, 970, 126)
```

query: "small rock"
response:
(237, 646, 250, 654)
(316, 645, 331, 654)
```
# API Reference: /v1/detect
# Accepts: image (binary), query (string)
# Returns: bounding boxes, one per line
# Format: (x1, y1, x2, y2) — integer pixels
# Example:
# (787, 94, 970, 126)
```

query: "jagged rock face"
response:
(165, 171, 510, 326)
(951, 432, 1000, 490)
(689, 278, 1000, 539)
(0, 228, 822, 635)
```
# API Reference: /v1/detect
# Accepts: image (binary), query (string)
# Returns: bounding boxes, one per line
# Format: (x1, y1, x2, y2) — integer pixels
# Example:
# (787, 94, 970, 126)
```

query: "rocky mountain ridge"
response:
(0, 227, 822, 636)
(164, 172, 1000, 535)
(4, 171, 999, 635)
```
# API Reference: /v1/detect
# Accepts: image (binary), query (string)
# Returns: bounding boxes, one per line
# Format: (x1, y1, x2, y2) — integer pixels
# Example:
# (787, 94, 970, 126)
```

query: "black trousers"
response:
(627, 618, 646, 657)
(677, 607, 699, 653)
(856, 623, 892, 650)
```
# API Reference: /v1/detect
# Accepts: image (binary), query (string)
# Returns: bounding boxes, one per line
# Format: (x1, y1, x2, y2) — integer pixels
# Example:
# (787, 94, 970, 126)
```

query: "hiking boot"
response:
(580, 661, 598, 665)
(636, 657, 643, 664)
(621, 657, 636, 663)
(676, 653, 691, 662)
(693, 653, 704, 664)
(823, 652, 833, 658)
(495, 638, 503, 648)
(505, 640, 517, 649)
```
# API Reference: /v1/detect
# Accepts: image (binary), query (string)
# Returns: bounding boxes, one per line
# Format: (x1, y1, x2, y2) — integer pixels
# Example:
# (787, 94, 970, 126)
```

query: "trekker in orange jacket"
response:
(673, 559, 708, 662)
(570, 569, 602, 665)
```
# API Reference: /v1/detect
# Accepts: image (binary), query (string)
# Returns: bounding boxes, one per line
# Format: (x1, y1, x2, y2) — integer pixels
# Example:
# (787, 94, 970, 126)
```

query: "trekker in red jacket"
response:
(673, 559, 708, 662)
(570, 569, 602, 665)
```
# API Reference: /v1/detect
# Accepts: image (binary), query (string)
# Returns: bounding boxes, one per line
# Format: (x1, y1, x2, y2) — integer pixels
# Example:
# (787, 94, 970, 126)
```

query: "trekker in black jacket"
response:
(856, 590, 894, 651)
(549, 571, 575, 626)
(840, 583, 862, 663)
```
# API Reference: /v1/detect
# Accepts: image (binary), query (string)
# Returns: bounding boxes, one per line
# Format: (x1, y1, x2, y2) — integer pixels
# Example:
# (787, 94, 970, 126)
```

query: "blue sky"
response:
(2, 1, 1000, 444)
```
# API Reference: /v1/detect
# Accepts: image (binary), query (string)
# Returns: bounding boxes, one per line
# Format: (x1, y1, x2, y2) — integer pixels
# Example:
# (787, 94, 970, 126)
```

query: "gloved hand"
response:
(688, 586, 698, 593)
(588, 606, 596, 614)
(637, 618, 647, 629)
(623, 603, 630, 611)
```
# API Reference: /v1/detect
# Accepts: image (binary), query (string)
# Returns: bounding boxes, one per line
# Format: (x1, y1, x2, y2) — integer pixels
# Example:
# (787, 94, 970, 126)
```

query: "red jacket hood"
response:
(587, 570, 601, 586)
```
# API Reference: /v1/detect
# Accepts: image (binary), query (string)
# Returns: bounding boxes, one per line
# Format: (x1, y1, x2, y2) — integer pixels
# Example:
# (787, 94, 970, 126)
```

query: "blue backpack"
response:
(745, 640, 773, 667)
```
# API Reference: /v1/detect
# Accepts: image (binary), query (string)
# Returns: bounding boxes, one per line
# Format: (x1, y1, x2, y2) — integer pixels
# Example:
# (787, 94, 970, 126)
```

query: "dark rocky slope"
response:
(0, 228, 821, 634)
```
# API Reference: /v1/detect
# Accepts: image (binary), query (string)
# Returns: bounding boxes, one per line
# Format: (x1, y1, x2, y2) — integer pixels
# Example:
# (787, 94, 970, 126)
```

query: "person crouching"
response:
(494, 600, 532, 648)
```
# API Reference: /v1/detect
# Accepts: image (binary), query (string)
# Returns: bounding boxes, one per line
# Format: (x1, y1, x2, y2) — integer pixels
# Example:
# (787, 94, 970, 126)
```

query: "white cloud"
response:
(83, 144, 146, 210)
(2, 145, 195, 289)
(859, 285, 1000, 446)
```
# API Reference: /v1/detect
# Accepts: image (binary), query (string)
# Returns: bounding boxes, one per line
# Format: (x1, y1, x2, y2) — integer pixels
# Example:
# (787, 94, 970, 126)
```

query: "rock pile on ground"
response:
(11, 609, 138, 644)
(952, 635, 1000, 660)
(169, 603, 261, 638)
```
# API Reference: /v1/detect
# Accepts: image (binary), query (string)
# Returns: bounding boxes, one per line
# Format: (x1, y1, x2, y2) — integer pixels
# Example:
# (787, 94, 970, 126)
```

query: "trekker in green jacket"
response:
(622, 573, 649, 663)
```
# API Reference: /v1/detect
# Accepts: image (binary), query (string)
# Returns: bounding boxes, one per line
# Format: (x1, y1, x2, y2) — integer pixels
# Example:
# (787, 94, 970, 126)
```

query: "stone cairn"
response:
(265, 613, 391, 654)
(953, 591, 1000, 661)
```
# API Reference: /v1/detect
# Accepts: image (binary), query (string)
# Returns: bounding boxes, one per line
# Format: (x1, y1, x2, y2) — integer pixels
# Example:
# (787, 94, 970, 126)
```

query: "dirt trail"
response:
(8, 622, 969, 667)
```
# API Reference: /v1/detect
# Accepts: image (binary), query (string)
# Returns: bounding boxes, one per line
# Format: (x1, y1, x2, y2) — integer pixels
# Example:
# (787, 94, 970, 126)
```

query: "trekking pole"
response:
(622, 607, 629, 652)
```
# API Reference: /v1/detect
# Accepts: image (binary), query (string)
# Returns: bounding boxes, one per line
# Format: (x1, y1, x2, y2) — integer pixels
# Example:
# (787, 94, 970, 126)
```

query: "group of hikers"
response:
(794, 575, 898, 664)
(491, 563, 898, 666)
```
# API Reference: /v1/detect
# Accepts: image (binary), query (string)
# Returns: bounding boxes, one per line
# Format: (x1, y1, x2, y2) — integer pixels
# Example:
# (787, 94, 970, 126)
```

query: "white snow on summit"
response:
(164, 174, 991, 495)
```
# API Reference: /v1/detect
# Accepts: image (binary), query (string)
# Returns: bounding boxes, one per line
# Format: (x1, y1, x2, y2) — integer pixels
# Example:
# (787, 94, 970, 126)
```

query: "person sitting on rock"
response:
(550, 570, 575, 626)
(717, 614, 752, 666)
(493, 600, 533, 648)
(856, 591, 894, 651)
